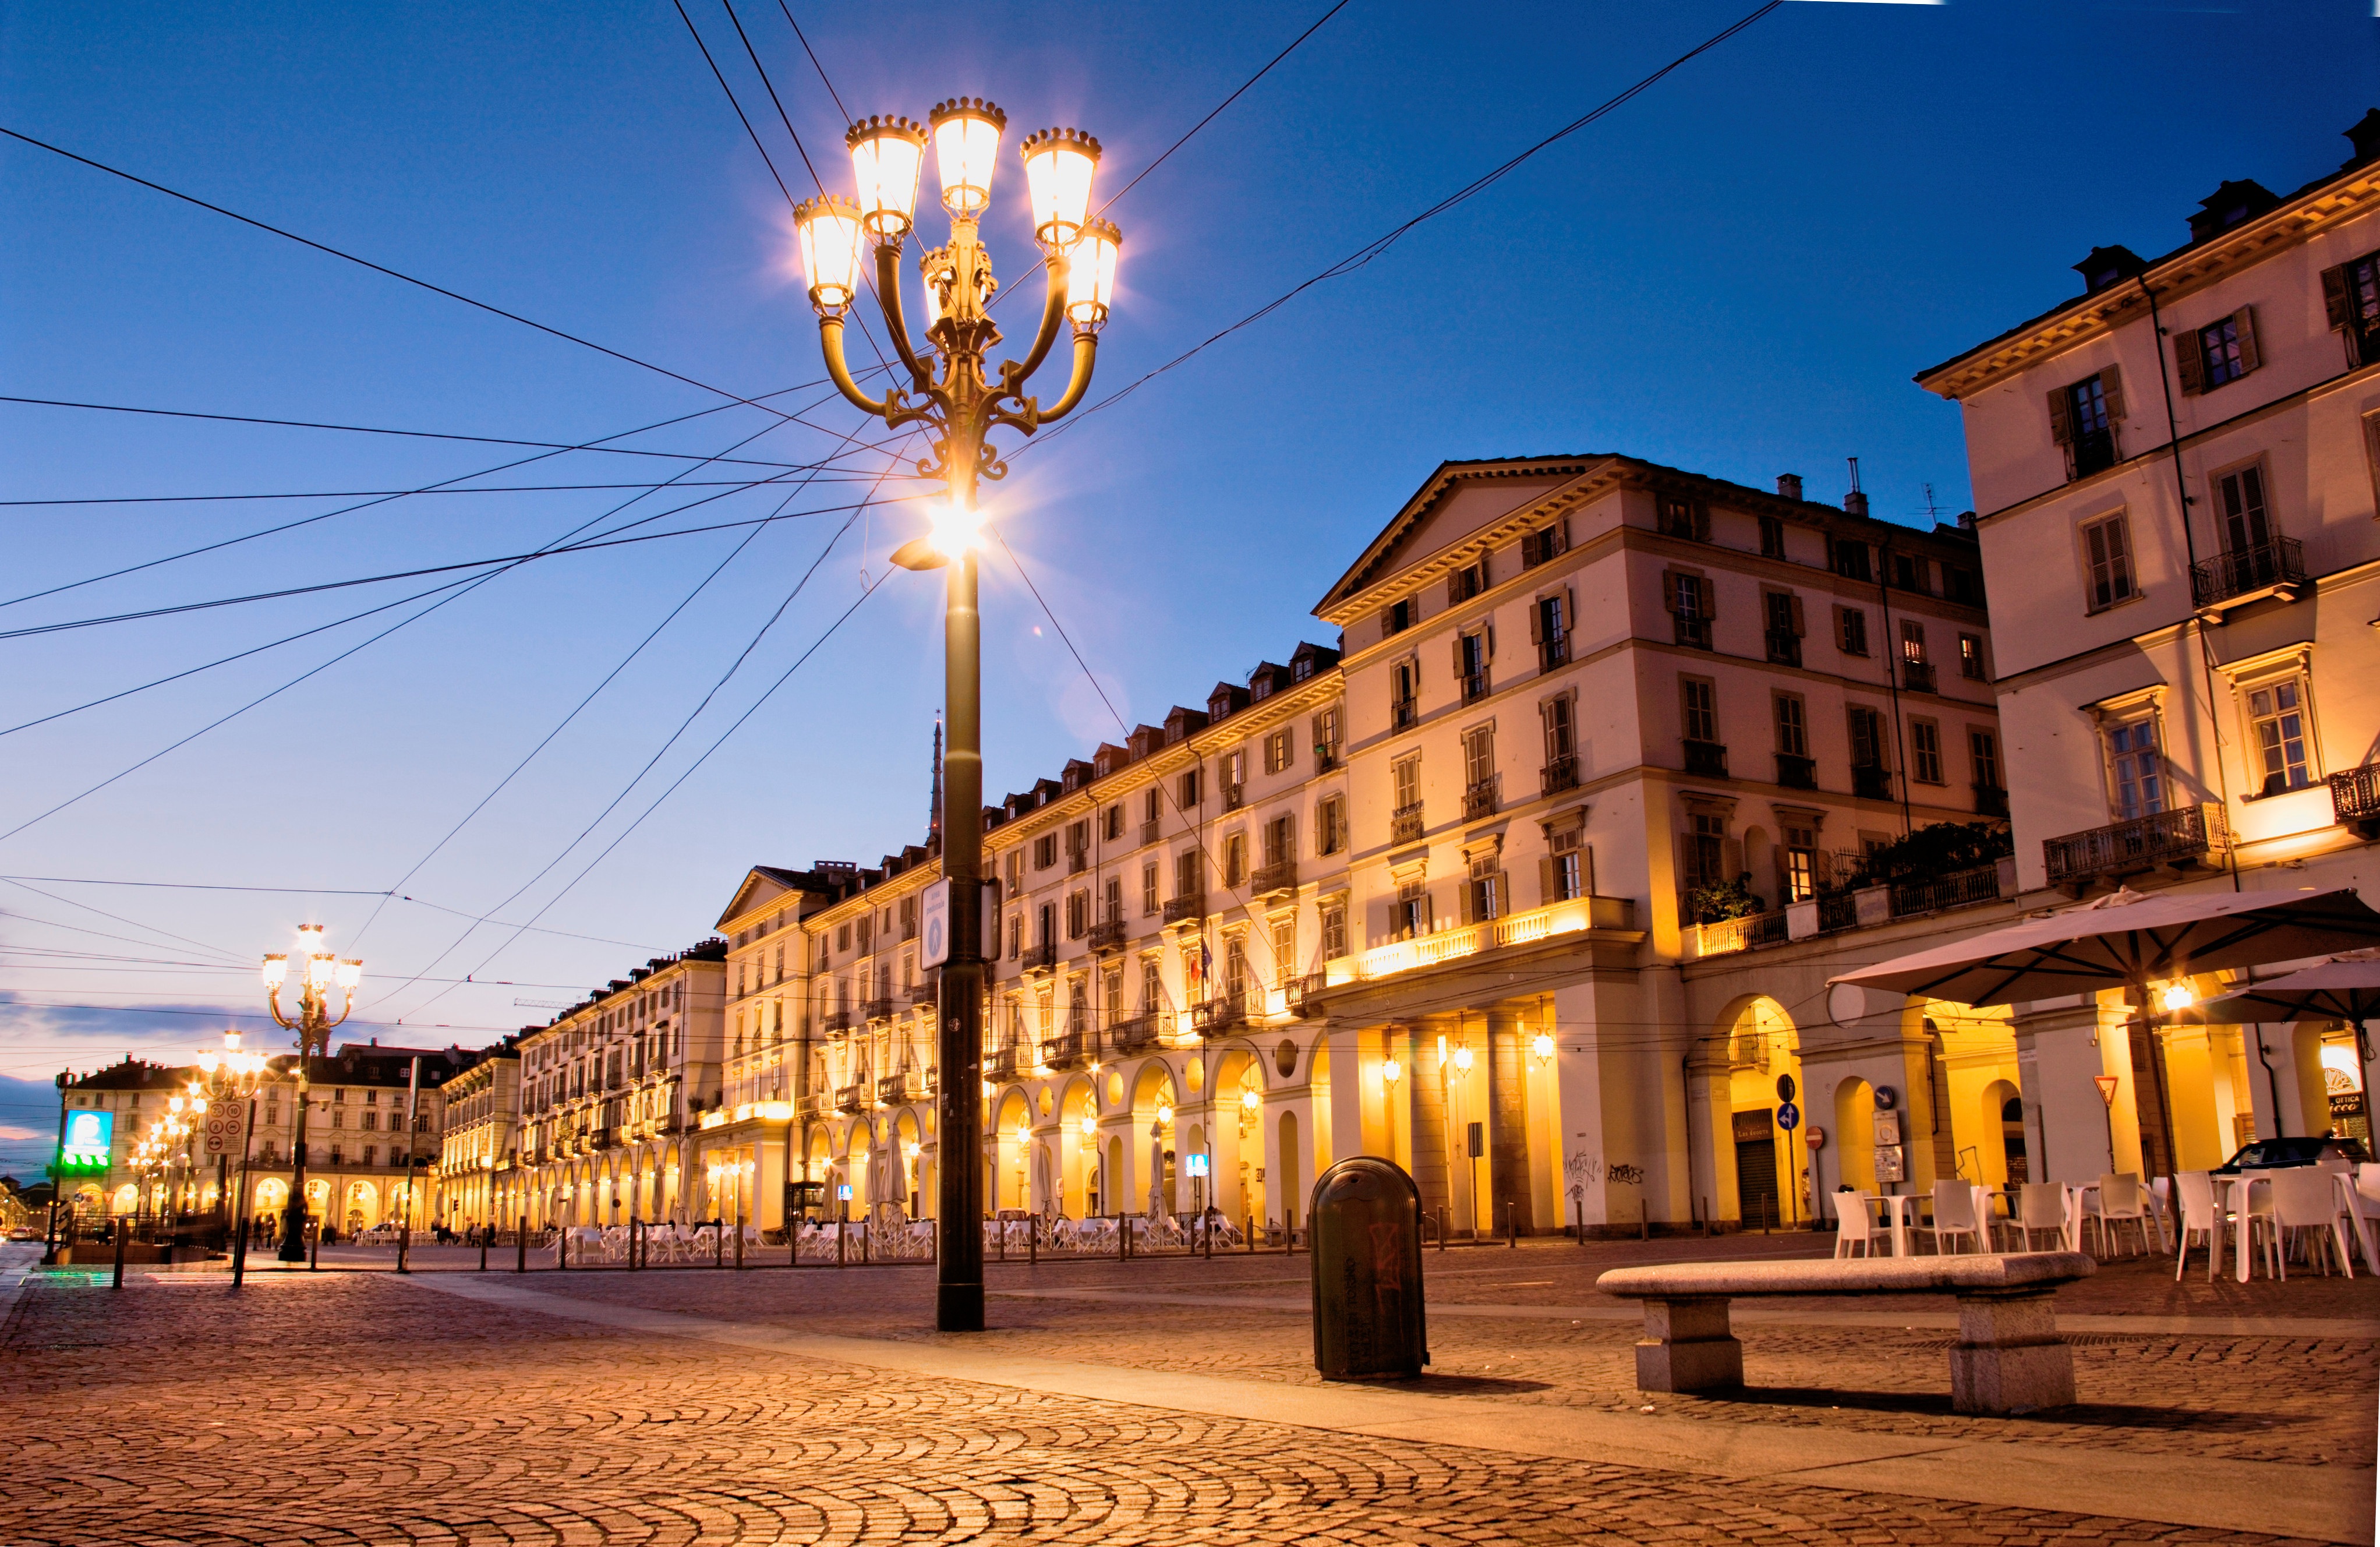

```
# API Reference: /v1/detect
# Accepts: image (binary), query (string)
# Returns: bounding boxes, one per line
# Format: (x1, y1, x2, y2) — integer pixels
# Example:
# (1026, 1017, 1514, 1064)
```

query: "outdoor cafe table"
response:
(1879, 1192, 1922, 1257)
(2213, 1174, 2266, 1283)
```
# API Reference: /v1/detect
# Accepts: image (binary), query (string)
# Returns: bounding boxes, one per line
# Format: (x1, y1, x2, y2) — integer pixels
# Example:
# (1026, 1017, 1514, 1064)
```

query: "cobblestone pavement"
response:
(0, 1250, 2364, 1545)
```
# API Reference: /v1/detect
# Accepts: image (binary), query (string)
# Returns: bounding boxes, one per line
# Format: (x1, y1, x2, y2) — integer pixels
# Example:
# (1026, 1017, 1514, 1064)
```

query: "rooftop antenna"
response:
(928, 716, 945, 852)
(1846, 455, 1862, 493)
(1923, 482, 1942, 524)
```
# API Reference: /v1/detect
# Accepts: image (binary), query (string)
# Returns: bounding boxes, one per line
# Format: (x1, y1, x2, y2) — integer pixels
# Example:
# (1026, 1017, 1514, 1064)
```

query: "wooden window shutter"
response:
(1446, 573, 1462, 608)
(2046, 388, 2073, 446)
(1566, 587, 1576, 630)
(2173, 326, 2205, 395)
(1696, 576, 1716, 617)
(2323, 263, 2353, 330)
(2232, 306, 2260, 373)
(1789, 594, 1806, 637)
(1539, 856, 1557, 905)
(1486, 624, 1496, 658)
(1451, 637, 1465, 675)
(1662, 569, 1684, 613)
(2098, 366, 2126, 422)
(1528, 597, 1542, 643)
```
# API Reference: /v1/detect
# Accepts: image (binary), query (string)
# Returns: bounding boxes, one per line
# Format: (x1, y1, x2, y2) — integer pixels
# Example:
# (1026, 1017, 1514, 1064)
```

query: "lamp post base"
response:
(277, 1200, 307, 1262)
(936, 1280, 984, 1333)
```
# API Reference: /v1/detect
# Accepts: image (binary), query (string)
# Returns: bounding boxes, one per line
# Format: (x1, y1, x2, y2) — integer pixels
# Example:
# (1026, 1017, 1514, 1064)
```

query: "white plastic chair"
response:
(2090, 1172, 2155, 1258)
(2342, 1165, 2380, 1274)
(1832, 1192, 1888, 1258)
(1922, 1181, 1985, 1255)
(2015, 1183, 2068, 1251)
(2173, 1171, 2225, 1281)
(2271, 1168, 2356, 1278)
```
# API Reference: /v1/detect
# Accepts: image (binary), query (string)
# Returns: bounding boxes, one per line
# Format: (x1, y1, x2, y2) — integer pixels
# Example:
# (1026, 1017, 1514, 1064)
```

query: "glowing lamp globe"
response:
(846, 116, 927, 239)
(928, 98, 1007, 214)
(1019, 128, 1100, 249)
(1064, 220, 1122, 329)
(794, 196, 868, 314)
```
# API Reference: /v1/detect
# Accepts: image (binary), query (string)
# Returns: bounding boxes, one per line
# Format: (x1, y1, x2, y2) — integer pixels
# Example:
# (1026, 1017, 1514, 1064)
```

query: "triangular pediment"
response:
(716, 866, 811, 930)
(1313, 455, 1613, 620)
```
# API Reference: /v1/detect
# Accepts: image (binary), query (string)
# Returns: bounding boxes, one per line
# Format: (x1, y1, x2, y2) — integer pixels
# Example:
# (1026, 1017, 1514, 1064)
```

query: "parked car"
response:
(2209, 1136, 2370, 1174)
(5, 1226, 40, 1241)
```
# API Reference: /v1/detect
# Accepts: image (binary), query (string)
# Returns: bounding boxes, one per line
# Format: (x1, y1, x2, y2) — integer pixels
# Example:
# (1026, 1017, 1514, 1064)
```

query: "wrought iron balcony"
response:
(1391, 801, 1425, 845)
(1463, 777, 1499, 821)
(1314, 746, 1341, 772)
(1088, 919, 1129, 952)
(860, 996, 895, 1022)
(1105, 1014, 1159, 1054)
(1541, 754, 1579, 796)
(1286, 972, 1326, 1013)
(1021, 940, 1058, 973)
(1974, 783, 2008, 818)
(2332, 764, 2380, 837)
(1852, 764, 1893, 801)
(2191, 536, 2305, 613)
(900, 920, 918, 941)
(2044, 802, 2231, 892)
(1038, 1030, 1088, 1070)
(1220, 783, 1244, 812)
(824, 1010, 851, 1034)
(1391, 697, 1418, 731)
(1068, 849, 1088, 874)
(1888, 863, 2005, 919)
(1764, 629, 1801, 667)
(985, 1043, 1025, 1080)
(1775, 753, 1816, 790)
(1539, 635, 1569, 672)
(1162, 894, 1205, 926)
(1674, 616, 1713, 651)
(1461, 671, 1488, 704)
(1251, 859, 1298, 897)
(833, 1084, 867, 1115)
(1682, 739, 1728, 779)
(1901, 659, 1936, 694)
(1193, 991, 1256, 1039)
(1141, 819, 1161, 846)
(876, 1072, 924, 1105)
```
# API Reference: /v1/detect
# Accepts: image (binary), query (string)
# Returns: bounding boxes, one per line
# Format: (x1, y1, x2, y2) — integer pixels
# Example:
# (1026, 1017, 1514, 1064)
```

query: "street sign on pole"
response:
(920, 880, 950, 969)
(202, 1107, 243, 1156)
(1776, 1101, 1801, 1132)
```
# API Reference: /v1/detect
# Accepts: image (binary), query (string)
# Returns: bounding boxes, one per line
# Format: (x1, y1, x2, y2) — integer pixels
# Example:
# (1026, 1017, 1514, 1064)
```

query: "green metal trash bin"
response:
(1309, 1156, 1428, 1380)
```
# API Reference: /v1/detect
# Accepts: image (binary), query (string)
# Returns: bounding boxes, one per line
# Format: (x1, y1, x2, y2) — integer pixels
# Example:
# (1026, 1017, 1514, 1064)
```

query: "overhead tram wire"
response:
(0, 390, 921, 614)
(368, 450, 914, 1020)
(773, 3, 849, 122)
(0, 476, 913, 507)
(0, 404, 912, 847)
(1025, 0, 1785, 444)
(0, 126, 845, 428)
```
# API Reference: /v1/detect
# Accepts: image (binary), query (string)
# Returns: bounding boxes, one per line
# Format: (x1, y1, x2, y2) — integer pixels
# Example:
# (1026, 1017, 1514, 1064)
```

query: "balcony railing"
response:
(1106, 1014, 1159, 1054)
(1391, 697, 1418, 731)
(1764, 630, 1801, 667)
(1088, 919, 1129, 952)
(1193, 991, 1258, 1038)
(1817, 890, 1860, 933)
(1391, 802, 1425, 845)
(1250, 859, 1297, 897)
(1038, 1030, 1088, 1069)
(1463, 777, 1499, 820)
(1162, 894, 1205, 926)
(1068, 849, 1088, 874)
(824, 1010, 851, 1034)
(2044, 802, 2232, 891)
(1683, 739, 1728, 778)
(1540, 635, 1569, 672)
(834, 1084, 867, 1115)
(1286, 972, 1325, 1013)
(1461, 671, 1488, 704)
(1311, 894, 1636, 995)
(1901, 660, 1937, 694)
(901, 920, 918, 941)
(1775, 753, 1816, 790)
(861, 996, 895, 1022)
(1974, 783, 2008, 818)
(1889, 863, 2004, 918)
(908, 977, 940, 1004)
(2191, 536, 2305, 610)
(1541, 754, 1579, 796)
(986, 1044, 1025, 1080)
(1141, 819, 1161, 846)
(876, 1072, 924, 1106)
(1674, 617, 1713, 651)
(1852, 764, 1893, 800)
(2332, 764, 2380, 836)
(1021, 940, 1058, 972)
(1695, 909, 1790, 956)
(1315, 746, 1342, 772)
(1220, 783, 1244, 812)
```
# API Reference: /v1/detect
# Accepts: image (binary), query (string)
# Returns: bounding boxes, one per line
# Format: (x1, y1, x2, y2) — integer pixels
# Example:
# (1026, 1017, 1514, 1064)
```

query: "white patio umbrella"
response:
(1031, 1143, 1055, 1217)
(1830, 886, 2380, 1185)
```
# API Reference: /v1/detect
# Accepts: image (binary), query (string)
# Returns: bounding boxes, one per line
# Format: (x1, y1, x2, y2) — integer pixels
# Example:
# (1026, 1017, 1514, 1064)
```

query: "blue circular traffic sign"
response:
(1776, 1101, 1800, 1131)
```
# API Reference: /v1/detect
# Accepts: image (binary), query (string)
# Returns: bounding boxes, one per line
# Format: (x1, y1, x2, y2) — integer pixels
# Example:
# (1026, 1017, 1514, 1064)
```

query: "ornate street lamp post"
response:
(794, 100, 1120, 1332)
(192, 1030, 270, 1285)
(261, 925, 361, 1263)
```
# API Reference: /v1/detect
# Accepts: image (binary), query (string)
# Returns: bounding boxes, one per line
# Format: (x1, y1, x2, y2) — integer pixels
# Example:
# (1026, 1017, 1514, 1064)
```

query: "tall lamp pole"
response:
(191, 1029, 268, 1286)
(261, 925, 362, 1263)
(794, 100, 1120, 1332)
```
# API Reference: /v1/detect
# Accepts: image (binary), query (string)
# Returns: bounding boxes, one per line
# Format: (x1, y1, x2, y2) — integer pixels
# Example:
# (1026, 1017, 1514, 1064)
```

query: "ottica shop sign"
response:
(60, 1110, 114, 1171)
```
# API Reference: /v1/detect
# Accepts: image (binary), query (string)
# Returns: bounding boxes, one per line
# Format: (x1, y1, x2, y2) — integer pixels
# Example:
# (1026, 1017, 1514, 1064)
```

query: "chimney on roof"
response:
(1776, 473, 1803, 501)
(2345, 108, 2380, 169)
(2073, 245, 2145, 295)
(1842, 457, 1868, 520)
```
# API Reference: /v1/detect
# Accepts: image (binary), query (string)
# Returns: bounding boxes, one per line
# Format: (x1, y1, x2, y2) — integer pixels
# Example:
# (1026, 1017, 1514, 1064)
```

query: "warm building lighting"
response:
(794, 195, 867, 313)
(846, 116, 926, 239)
(1452, 1043, 1475, 1074)
(1240, 1088, 1260, 1111)
(1155, 1103, 1173, 1126)
(1532, 1032, 1556, 1063)
(1080, 1112, 1098, 1137)
(1019, 128, 1100, 248)
(929, 97, 1006, 214)
(1381, 1057, 1402, 1085)
(2159, 981, 2197, 1013)
(1064, 219, 1121, 329)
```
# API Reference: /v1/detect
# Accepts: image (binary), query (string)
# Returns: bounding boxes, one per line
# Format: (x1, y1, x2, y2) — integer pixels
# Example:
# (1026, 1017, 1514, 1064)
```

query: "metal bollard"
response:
(734, 1221, 743, 1270)
(517, 1217, 528, 1274)
(309, 1225, 319, 1271)
(558, 1227, 567, 1271)
(1309, 1156, 1427, 1380)
(836, 1218, 846, 1267)
(1246, 1214, 1255, 1254)
(479, 1235, 489, 1273)
(1508, 1202, 1517, 1248)
(111, 1224, 126, 1290)
(1122, 1215, 1133, 1260)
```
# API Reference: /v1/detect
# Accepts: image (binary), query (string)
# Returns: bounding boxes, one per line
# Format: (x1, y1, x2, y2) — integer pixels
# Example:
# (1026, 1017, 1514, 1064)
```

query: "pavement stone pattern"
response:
(0, 1246, 2361, 1546)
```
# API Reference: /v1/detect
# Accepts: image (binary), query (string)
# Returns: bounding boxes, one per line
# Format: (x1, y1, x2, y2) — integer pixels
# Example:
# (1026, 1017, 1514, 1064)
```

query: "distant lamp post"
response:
(796, 98, 1119, 1333)
(262, 926, 362, 1262)
(192, 1029, 270, 1285)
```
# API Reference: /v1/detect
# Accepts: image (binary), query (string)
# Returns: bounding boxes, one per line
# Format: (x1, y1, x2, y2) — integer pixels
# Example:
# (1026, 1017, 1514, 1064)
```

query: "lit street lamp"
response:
(192, 1030, 270, 1285)
(261, 925, 361, 1263)
(796, 98, 1120, 1332)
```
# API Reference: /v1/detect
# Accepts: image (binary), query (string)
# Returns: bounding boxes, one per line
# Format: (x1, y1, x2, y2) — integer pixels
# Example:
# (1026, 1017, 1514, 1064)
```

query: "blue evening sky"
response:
(0, 1, 2366, 1171)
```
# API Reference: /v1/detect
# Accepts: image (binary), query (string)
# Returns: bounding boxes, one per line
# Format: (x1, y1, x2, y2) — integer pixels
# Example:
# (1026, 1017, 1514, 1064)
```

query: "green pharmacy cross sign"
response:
(55, 1109, 114, 1174)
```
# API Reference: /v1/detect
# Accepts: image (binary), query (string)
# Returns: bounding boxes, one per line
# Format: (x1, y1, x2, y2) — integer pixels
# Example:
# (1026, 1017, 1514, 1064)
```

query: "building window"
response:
(1461, 725, 1494, 792)
(1758, 514, 1785, 558)
(2215, 461, 2273, 561)
(1971, 729, 2002, 792)
(1763, 590, 1802, 665)
(1104, 875, 1124, 924)
(2178, 308, 2260, 394)
(1143, 787, 1162, 826)
(1140, 957, 1164, 1015)
(1320, 900, 1348, 961)
(1103, 803, 1123, 842)
(1222, 832, 1247, 888)
(2052, 369, 2123, 479)
(1943, 564, 1983, 606)
(1781, 824, 1817, 904)
(1262, 813, 1294, 867)
(1392, 755, 1420, 813)
(1033, 832, 1059, 871)
(1391, 660, 1419, 729)
(1395, 881, 1431, 939)
(2106, 718, 2165, 820)
(1833, 539, 1873, 583)
(1316, 795, 1347, 856)
(1066, 890, 1090, 939)
(2080, 512, 2136, 611)
(1264, 728, 1293, 775)
(1838, 606, 1869, 656)
(1447, 559, 1486, 603)
(1958, 633, 1987, 681)
(1382, 597, 1414, 637)
(1684, 813, 1727, 891)
(1657, 495, 1709, 541)
(1313, 706, 1342, 765)
(1270, 917, 1297, 987)
(1542, 694, 1575, 776)
(1141, 862, 1159, 916)
(1849, 706, 1887, 779)
(1174, 850, 1201, 901)
(1668, 571, 1714, 649)
(2247, 679, 2311, 796)
(1774, 694, 1808, 758)
(1458, 630, 1490, 702)
(1546, 827, 1587, 902)
(1535, 592, 1569, 669)
(1520, 522, 1565, 567)
(1910, 720, 1944, 785)
(1681, 677, 1718, 744)
(1467, 852, 1502, 923)
(1179, 767, 1203, 808)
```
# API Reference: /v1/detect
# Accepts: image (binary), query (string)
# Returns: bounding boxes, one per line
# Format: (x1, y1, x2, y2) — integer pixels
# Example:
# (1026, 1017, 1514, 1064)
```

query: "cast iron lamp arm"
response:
(818, 316, 892, 419)
(874, 241, 937, 394)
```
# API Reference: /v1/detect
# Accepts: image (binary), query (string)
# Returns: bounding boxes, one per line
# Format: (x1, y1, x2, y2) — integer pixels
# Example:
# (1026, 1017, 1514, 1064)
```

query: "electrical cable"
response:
(0, 477, 911, 507)
(0, 126, 821, 424)
(773, 3, 848, 123)
(1028, 1, 1784, 443)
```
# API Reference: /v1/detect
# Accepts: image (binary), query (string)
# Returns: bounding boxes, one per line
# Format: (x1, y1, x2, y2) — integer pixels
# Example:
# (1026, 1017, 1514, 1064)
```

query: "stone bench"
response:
(1595, 1252, 2096, 1416)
